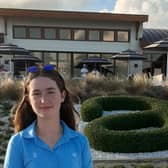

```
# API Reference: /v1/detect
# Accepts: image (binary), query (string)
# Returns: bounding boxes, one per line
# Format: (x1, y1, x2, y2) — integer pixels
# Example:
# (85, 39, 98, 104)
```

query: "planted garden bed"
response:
(81, 96, 168, 153)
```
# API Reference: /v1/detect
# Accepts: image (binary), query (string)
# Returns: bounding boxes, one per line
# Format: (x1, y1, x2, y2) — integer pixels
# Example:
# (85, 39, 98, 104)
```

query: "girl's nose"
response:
(40, 95, 46, 103)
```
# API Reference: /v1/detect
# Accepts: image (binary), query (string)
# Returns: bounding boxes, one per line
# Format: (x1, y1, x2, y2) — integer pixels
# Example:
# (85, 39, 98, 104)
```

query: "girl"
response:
(4, 64, 93, 168)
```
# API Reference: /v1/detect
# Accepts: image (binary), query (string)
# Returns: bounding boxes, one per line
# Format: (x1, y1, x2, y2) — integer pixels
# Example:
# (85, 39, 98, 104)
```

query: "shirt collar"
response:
(21, 120, 78, 141)
(20, 120, 36, 138)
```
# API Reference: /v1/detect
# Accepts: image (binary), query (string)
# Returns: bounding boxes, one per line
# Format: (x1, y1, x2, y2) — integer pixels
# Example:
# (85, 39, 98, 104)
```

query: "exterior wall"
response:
(129, 60, 143, 75)
(0, 17, 5, 33)
(130, 24, 143, 52)
(4, 17, 141, 53)
(0, 13, 147, 78)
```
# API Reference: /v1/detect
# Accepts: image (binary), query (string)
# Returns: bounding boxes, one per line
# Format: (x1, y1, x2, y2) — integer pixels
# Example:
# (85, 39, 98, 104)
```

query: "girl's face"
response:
(28, 76, 65, 120)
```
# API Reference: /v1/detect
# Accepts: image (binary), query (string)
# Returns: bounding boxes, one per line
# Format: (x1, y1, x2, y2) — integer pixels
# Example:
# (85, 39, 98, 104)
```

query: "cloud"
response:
(0, 0, 91, 10)
(113, 0, 168, 29)
(0, 0, 167, 29)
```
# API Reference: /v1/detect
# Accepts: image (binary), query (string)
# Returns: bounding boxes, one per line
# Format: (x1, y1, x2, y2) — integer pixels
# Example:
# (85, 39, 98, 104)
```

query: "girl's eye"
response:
(47, 91, 55, 94)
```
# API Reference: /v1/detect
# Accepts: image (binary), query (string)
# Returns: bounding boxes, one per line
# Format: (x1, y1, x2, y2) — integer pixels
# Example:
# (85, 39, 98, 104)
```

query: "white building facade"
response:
(0, 8, 148, 78)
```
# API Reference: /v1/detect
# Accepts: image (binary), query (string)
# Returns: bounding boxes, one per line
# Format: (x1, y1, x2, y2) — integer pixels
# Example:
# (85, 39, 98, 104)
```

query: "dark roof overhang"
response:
(0, 8, 148, 22)
(141, 28, 168, 48)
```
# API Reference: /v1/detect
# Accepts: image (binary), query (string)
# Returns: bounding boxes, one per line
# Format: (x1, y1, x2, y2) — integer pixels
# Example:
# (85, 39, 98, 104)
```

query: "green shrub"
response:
(84, 113, 168, 152)
(134, 165, 154, 168)
(83, 96, 168, 153)
(81, 96, 158, 122)
(80, 97, 103, 122)
(113, 165, 126, 168)
(2, 101, 13, 110)
(100, 111, 164, 131)
(0, 78, 22, 100)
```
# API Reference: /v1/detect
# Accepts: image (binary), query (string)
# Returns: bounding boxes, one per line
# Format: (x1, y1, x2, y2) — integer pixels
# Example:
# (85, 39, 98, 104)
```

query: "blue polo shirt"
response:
(4, 121, 93, 168)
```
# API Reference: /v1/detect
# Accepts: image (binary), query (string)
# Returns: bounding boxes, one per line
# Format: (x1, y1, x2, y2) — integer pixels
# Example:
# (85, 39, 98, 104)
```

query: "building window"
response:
(0, 33, 4, 43)
(29, 27, 41, 39)
(88, 53, 100, 58)
(58, 53, 71, 78)
(134, 64, 138, 68)
(74, 30, 85, 41)
(117, 31, 129, 42)
(88, 30, 100, 41)
(13, 25, 130, 43)
(13, 27, 26, 38)
(59, 29, 71, 40)
(103, 31, 114, 41)
(73, 53, 87, 77)
(44, 28, 56, 39)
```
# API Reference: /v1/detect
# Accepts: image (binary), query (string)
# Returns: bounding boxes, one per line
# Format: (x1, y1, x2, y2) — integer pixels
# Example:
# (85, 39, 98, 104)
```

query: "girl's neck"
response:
(37, 118, 60, 132)
(36, 119, 63, 148)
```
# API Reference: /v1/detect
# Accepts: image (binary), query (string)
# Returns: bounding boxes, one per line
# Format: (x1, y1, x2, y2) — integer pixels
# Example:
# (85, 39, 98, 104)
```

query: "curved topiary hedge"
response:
(81, 96, 168, 153)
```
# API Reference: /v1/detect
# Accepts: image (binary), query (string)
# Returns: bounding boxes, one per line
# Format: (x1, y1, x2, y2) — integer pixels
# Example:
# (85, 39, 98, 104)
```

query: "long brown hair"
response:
(13, 65, 76, 132)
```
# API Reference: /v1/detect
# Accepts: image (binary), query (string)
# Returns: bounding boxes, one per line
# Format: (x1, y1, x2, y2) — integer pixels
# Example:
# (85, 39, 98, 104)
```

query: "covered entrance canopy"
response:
(11, 55, 42, 76)
(111, 49, 146, 76)
(75, 56, 112, 75)
(144, 38, 168, 51)
(112, 49, 145, 60)
(0, 43, 31, 73)
(144, 38, 168, 78)
(0, 43, 30, 55)
(75, 57, 111, 67)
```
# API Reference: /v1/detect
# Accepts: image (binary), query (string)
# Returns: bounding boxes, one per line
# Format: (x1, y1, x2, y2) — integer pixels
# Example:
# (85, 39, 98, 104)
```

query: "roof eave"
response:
(0, 8, 148, 22)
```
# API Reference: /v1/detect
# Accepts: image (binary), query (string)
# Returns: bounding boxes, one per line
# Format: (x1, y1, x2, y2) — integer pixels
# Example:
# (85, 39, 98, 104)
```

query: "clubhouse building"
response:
(0, 8, 167, 79)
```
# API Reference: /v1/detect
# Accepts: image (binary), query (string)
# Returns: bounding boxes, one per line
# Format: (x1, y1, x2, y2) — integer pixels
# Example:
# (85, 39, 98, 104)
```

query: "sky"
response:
(0, 0, 167, 29)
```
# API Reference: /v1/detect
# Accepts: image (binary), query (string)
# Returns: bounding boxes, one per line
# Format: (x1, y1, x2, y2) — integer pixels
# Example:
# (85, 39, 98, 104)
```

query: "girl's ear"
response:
(61, 90, 66, 103)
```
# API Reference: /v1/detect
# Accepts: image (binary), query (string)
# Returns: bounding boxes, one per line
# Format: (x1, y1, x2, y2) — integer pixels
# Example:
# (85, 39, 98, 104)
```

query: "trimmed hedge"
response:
(81, 96, 168, 153)
(81, 96, 162, 122)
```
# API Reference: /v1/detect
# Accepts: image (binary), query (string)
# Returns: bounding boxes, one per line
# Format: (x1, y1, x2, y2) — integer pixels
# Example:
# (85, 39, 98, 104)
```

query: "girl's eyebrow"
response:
(32, 89, 40, 93)
(32, 87, 56, 93)
(46, 87, 57, 91)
